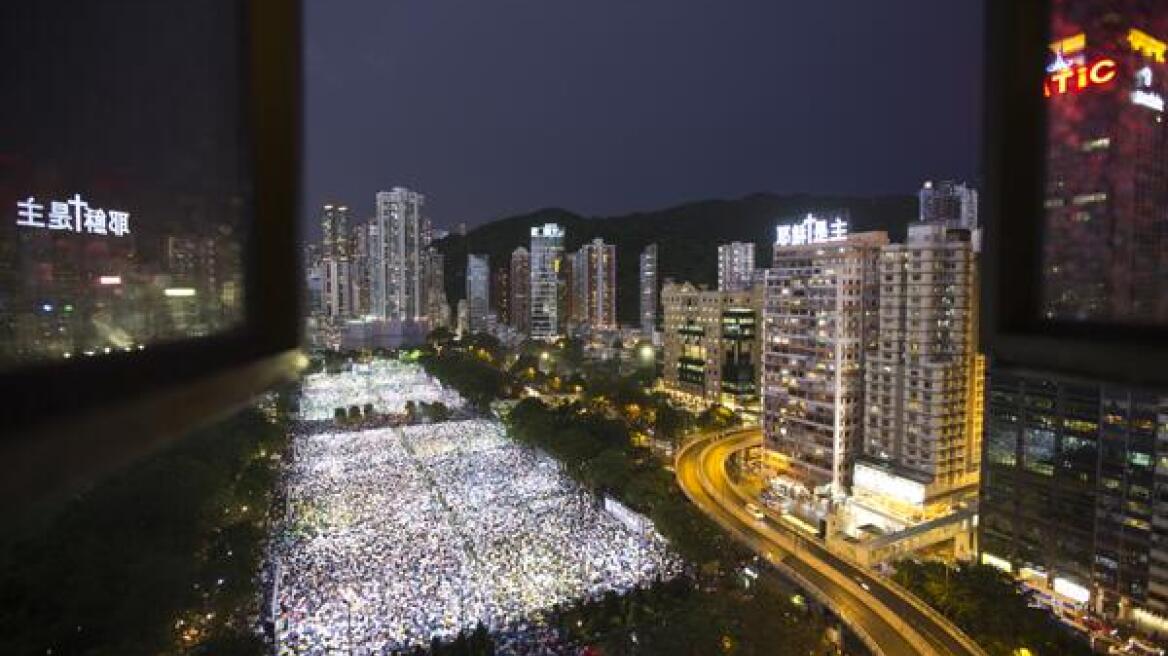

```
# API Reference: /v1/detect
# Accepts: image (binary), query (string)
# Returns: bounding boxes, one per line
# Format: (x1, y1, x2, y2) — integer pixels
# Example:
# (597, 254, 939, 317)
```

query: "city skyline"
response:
(11, 2, 1168, 655)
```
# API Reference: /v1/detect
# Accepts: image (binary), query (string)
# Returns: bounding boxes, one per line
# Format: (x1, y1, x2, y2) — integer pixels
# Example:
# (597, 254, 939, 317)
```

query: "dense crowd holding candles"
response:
(273, 365, 681, 654)
(298, 360, 464, 421)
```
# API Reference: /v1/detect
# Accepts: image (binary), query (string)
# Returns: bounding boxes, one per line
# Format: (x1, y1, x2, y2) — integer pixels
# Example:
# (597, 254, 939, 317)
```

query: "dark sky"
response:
(303, 1, 983, 235)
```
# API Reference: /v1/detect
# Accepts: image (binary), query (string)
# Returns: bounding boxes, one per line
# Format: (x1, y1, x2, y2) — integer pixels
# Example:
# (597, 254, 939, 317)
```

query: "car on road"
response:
(745, 502, 766, 522)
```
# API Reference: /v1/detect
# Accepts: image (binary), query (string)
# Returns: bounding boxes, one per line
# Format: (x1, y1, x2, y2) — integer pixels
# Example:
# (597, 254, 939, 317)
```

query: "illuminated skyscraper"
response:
(529, 223, 564, 339)
(640, 243, 658, 335)
(371, 187, 430, 321)
(320, 204, 351, 258)
(466, 254, 490, 334)
(662, 281, 761, 406)
(1041, 17, 1168, 324)
(980, 372, 1168, 622)
(762, 217, 885, 497)
(421, 247, 447, 328)
(491, 266, 510, 326)
(572, 238, 617, 331)
(509, 247, 531, 334)
(855, 223, 983, 521)
(918, 180, 979, 230)
(718, 241, 756, 292)
(316, 204, 353, 320)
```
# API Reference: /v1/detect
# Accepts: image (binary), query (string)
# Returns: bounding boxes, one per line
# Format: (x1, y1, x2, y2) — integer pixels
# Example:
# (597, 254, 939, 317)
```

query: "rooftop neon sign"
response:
(775, 214, 848, 247)
(1043, 58, 1117, 97)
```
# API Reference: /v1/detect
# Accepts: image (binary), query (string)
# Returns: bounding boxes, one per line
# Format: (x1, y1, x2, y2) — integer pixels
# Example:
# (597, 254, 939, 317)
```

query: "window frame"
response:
(0, 0, 302, 516)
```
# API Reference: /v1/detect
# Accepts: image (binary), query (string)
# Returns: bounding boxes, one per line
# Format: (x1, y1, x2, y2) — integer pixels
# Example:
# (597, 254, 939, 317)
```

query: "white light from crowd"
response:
(275, 363, 681, 654)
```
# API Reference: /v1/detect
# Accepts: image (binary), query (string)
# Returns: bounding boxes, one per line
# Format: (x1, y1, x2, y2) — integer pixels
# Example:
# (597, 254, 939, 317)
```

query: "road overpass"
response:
(675, 428, 986, 656)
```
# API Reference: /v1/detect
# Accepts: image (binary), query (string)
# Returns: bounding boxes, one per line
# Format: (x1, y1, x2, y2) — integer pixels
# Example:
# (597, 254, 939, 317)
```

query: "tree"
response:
(893, 561, 1094, 656)
(654, 403, 688, 445)
(428, 402, 451, 423)
(428, 326, 454, 344)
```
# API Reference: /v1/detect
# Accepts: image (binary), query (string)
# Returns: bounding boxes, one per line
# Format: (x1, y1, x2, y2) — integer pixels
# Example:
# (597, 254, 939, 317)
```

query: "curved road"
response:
(675, 429, 986, 656)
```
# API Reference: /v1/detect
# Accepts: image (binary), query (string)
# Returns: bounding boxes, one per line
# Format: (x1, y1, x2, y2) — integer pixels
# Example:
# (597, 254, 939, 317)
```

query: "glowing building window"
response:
(1081, 137, 1111, 152)
(1072, 192, 1108, 205)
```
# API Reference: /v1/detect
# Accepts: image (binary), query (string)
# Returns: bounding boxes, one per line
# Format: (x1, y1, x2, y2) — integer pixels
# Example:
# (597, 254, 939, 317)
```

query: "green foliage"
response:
(434, 194, 915, 323)
(893, 561, 1093, 656)
(553, 570, 829, 655)
(0, 405, 290, 655)
(697, 404, 741, 432)
(427, 326, 455, 344)
(419, 351, 511, 411)
(506, 399, 733, 565)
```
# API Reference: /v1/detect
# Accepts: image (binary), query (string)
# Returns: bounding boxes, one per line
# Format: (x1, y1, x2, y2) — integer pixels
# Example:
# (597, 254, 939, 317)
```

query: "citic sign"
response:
(1044, 58, 1118, 97)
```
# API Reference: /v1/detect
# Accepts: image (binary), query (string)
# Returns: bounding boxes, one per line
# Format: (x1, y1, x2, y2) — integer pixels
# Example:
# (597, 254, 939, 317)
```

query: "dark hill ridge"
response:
(434, 193, 917, 324)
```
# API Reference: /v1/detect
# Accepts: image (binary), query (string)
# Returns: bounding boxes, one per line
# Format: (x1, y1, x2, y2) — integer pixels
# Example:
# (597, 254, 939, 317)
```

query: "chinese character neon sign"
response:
(776, 214, 848, 247)
(1043, 58, 1117, 97)
(15, 194, 131, 236)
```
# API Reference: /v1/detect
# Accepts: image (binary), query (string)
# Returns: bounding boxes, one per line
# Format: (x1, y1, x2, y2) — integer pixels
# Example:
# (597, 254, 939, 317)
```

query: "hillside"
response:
(434, 193, 917, 324)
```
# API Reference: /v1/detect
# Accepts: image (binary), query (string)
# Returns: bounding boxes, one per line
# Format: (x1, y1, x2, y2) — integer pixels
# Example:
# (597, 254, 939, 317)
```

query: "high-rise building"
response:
(568, 250, 585, 325)
(1041, 17, 1168, 325)
(639, 244, 658, 336)
(855, 223, 983, 521)
(491, 266, 510, 326)
(371, 187, 430, 322)
(529, 223, 564, 340)
(980, 370, 1168, 623)
(350, 220, 374, 317)
(572, 238, 617, 331)
(918, 180, 979, 230)
(763, 219, 886, 497)
(509, 247, 531, 334)
(661, 281, 762, 407)
(321, 257, 352, 320)
(421, 247, 447, 328)
(304, 245, 323, 318)
(718, 241, 757, 292)
(466, 254, 490, 334)
(975, 9, 1168, 635)
(321, 204, 351, 258)
(559, 252, 576, 328)
(315, 204, 353, 320)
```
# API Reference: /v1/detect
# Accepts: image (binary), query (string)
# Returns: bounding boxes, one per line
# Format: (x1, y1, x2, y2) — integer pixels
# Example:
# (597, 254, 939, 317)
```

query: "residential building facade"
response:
(661, 280, 762, 407)
(856, 223, 983, 522)
(640, 244, 659, 336)
(762, 229, 886, 497)
(529, 223, 564, 339)
(372, 187, 430, 322)
(571, 238, 617, 331)
(718, 241, 757, 293)
(466, 254, 490, 334)
(509, 247, 531, 334)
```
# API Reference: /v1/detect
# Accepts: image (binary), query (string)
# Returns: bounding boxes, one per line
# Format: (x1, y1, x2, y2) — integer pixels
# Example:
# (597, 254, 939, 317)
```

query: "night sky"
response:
(303, 1, 983, 236)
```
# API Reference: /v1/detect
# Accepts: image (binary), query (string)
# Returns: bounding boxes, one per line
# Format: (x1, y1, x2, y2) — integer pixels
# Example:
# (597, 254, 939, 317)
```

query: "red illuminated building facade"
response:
(1042, 6, 1168, 325)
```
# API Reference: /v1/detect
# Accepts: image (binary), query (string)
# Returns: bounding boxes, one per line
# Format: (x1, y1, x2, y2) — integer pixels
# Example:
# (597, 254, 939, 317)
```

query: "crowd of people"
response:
(299, 360, 464, 421)
(273, 396, 682, 655)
